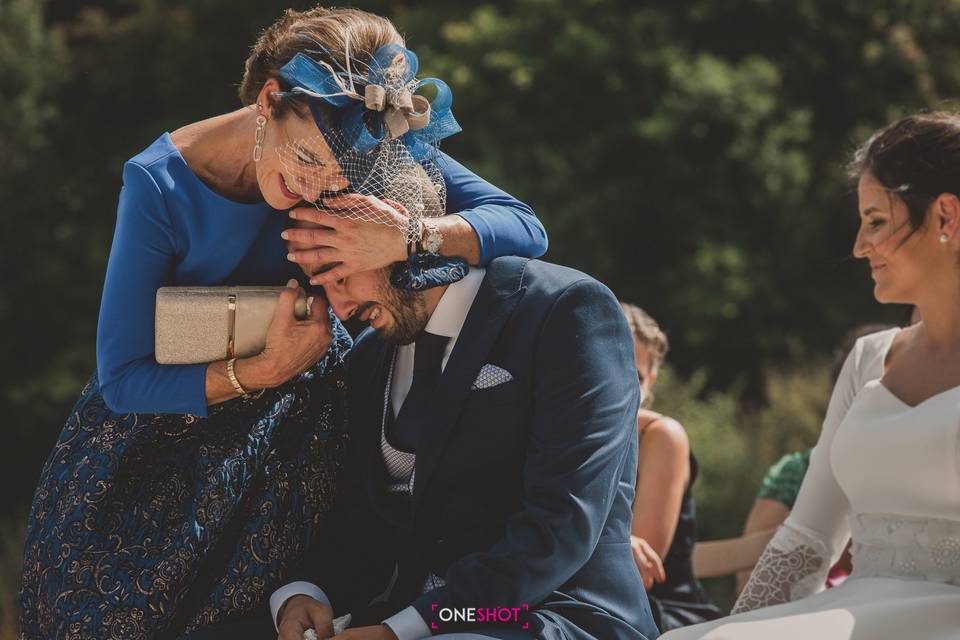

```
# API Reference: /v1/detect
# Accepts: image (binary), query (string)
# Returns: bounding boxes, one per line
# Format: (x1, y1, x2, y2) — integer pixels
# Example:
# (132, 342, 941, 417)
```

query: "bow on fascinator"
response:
(277, 41, 461, 158)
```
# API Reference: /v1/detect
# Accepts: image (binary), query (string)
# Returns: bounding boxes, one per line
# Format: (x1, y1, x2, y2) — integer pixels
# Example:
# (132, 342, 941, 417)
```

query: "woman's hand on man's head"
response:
(282, 194, 412, 285)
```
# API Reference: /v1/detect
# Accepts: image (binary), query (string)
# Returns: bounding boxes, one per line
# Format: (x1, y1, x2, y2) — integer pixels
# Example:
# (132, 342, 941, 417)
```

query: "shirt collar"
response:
(423, 267, 486, 340)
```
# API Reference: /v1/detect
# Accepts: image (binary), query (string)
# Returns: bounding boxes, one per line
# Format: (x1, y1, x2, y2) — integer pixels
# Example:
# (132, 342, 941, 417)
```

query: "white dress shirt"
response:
(270, 268, 486, 639)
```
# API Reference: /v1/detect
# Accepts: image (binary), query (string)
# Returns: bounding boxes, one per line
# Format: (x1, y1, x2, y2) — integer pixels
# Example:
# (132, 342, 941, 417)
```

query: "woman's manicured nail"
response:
(287, 253, 296, 262)
(281, 231, 289, 240)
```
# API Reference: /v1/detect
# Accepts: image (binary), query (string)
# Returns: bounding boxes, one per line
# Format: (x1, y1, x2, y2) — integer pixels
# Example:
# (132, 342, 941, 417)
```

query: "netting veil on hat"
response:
(273, 34, 462, 246)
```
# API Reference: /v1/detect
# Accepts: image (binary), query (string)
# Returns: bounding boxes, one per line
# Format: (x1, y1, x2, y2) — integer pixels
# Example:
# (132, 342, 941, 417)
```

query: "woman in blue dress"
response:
(18, 7, 547, 639)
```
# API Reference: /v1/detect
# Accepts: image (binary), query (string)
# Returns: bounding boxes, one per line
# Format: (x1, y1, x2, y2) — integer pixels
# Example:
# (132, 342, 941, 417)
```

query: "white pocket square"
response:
(471, 364, 514, 390)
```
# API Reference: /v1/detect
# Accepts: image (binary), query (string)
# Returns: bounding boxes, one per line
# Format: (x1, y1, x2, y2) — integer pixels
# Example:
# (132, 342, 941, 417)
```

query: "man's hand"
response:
(332, 624, 398, 640)
(277, 595, 334, 640)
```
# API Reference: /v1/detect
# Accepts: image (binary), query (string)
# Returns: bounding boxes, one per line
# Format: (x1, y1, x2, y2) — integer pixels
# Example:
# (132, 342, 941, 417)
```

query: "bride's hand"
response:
(283, 194, 412, 285)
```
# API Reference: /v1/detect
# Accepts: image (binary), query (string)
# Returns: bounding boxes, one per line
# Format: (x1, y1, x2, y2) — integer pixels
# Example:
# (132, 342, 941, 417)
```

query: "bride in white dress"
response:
(663, 112, 960, 640)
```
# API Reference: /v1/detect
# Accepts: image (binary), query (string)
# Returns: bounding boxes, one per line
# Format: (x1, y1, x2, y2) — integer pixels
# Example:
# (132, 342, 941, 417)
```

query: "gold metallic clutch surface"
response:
(155, 286, 308, 364)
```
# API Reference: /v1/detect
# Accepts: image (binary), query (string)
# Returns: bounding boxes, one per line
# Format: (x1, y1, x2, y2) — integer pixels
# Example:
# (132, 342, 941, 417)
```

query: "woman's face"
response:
(256, 107, 349, 210)
(853, 172, 942, 304)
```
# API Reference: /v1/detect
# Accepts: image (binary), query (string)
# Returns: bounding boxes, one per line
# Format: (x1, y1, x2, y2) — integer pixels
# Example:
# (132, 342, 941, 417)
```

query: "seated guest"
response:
(190, 261, 661, 640)
(620, 303, 721, 632)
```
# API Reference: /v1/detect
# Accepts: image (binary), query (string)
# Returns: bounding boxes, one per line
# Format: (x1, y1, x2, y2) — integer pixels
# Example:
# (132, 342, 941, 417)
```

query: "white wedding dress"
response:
(663, 328, 960, 640)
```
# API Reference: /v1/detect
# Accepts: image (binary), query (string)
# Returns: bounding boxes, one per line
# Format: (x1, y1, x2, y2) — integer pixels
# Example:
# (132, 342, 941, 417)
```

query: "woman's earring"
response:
(940, 233, 949, 244)
(253, 109, 267, 162)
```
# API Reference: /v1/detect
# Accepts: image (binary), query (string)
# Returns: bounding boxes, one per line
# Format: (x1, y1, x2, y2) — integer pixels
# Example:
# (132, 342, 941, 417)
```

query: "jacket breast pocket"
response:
(465, 379, 521, 407)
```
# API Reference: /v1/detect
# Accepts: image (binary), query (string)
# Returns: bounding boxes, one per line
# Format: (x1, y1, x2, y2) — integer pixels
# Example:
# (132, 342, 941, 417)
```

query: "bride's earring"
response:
(940, 233, 949, 244)
(253, 105, 267, 162)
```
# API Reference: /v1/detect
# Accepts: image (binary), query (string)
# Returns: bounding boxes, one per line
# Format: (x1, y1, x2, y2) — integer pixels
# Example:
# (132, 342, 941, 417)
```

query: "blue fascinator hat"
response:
(272, 34, 470, 292)
(276, 39, 461, 161)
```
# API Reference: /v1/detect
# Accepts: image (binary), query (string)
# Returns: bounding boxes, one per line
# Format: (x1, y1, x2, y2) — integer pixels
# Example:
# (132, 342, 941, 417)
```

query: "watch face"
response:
(425, 227, 442, 253)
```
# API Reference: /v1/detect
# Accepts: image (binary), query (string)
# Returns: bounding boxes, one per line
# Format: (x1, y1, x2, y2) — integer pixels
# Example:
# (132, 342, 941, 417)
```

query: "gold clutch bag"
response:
(155, 286, 309, 364)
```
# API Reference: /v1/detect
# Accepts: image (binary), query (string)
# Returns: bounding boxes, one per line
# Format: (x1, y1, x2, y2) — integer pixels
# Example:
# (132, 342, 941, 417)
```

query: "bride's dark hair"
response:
(849, 111, 960, 234)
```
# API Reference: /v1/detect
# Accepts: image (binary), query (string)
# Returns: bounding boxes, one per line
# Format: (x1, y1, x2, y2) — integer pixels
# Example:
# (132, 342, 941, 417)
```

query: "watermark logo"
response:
(429, 603, 530, 631)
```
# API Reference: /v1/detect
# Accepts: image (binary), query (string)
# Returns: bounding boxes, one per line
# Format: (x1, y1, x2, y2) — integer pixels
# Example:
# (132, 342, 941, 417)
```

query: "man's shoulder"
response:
(488, 256, 601, 291)
(488, 257, 615, 305)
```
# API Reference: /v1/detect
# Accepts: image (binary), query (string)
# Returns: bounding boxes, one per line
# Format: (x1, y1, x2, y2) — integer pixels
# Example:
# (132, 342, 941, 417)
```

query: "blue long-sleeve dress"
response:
(19, 132, 547, 639)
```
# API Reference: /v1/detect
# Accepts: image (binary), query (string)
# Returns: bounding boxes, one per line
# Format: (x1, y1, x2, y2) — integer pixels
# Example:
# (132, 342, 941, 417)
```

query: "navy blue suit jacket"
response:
(300, 257, 658, 639)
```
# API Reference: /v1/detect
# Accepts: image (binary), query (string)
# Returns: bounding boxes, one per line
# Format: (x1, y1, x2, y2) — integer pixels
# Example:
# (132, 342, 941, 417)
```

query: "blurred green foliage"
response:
(2, 0, 957, 627)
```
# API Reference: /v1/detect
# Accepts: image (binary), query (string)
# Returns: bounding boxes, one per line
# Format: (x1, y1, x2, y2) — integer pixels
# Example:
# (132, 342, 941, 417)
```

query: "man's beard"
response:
(364, 271, 429, 344)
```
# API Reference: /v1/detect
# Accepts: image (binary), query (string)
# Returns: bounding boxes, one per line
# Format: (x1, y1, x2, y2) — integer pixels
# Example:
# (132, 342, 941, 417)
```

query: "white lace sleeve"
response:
(731, 524, 829, 613)
(732, 330, 896, 615)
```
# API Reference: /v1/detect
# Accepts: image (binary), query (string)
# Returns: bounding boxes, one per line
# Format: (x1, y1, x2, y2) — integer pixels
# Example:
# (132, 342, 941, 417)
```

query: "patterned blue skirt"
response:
(19, 329, 351, 639)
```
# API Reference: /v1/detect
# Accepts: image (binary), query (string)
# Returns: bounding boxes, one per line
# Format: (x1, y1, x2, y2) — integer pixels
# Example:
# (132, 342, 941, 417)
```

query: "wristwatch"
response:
(419, 219, 443, 254)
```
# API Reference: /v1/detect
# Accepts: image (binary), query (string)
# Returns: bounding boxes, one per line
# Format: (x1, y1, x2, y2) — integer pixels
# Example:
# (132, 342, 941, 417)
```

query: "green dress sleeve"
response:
(757, 448, 813, 508)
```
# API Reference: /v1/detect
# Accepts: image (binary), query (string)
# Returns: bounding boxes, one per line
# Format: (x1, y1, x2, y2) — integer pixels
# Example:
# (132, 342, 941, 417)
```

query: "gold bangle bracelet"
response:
(226, 357, 249, 397)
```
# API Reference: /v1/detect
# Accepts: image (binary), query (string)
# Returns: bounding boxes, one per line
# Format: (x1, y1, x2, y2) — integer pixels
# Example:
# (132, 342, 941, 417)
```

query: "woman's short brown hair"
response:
(239, 7, 404, 119)
(620, 302, 669, 369)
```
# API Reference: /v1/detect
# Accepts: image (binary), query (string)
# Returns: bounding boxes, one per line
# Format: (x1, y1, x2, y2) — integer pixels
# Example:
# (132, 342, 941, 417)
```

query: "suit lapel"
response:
(411, 258, 529, 510)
